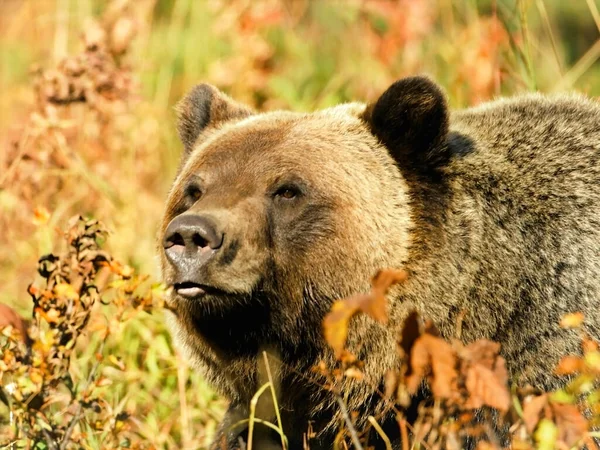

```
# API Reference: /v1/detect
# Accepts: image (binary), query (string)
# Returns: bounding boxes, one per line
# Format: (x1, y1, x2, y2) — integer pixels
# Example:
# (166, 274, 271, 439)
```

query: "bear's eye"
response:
(184, 184, 203, 205)
(274, 185, 300, 200)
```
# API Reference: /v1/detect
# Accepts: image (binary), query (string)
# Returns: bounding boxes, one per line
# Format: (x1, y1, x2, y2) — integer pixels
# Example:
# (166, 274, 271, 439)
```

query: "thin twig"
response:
(59, 341, 105, 450)
(336, 394, 363, 450)
(59, 403, 83, 450)
(42, 429, 58, 450)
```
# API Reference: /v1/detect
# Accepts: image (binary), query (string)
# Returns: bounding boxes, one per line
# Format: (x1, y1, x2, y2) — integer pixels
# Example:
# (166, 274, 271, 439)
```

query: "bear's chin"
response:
(191, 298, 273, 358)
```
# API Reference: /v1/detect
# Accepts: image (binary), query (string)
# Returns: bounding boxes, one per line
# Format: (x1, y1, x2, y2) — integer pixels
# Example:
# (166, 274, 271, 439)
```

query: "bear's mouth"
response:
(174, 282, 228, 298)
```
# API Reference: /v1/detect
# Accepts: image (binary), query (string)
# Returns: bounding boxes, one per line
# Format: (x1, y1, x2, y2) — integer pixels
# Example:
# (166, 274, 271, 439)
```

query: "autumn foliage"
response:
(0, 217, 162, 449)
(321, 270, 600, 449)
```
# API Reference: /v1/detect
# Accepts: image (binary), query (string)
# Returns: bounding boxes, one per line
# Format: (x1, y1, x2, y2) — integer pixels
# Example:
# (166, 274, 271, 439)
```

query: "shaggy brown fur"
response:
(159, 77, 600, 449)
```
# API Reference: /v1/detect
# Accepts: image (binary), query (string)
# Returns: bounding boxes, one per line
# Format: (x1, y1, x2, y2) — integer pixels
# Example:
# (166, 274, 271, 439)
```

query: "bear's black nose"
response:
(163, 214, 223, 266)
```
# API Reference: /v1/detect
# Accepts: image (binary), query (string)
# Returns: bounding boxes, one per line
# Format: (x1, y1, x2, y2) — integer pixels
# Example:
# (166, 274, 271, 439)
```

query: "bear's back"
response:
(437, 94, 600, 386)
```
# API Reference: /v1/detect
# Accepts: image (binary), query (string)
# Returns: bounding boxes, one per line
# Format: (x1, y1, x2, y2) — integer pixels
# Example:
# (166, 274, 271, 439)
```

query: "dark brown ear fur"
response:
(362, 76, 450, 173)
(176, 84, 254, 156)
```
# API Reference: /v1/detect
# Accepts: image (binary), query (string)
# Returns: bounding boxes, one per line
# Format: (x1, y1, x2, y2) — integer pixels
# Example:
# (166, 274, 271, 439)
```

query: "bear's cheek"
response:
(205, 243, 268, 292)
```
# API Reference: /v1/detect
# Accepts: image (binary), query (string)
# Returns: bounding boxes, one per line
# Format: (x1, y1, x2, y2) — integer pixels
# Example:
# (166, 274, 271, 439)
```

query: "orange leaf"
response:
(406, 333, 457, 398)
(554, 356, 584, 376)
(34, 307, 60, 324)
(32, 206, 51, 226)
(323, 269, 407, 359)
(367, 269, 408, 324)
(582, 337, 599, 354)
(463, 339, 502, 370)
(522, 394, 548, 433)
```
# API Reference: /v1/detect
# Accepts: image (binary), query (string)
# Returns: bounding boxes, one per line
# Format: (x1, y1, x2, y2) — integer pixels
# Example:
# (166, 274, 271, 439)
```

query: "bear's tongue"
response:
(175, 282, 204, 298)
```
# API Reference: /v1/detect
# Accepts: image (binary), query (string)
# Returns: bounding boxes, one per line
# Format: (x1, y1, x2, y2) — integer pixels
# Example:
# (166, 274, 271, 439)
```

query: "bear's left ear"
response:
(361, 76, 450, 172)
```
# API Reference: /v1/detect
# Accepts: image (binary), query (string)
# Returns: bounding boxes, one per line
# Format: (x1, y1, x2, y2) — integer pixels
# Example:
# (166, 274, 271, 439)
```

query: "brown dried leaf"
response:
(551, 401, 588, 447)
(522, 394, 548, 433)
(399, 310, 421, 360)
(367, 269, 408, 324)
(358, 269, 408, 323)
(0, 303, 28, 342)
(464, 363, 511, 412)
(463, 339, 502, 370)
(406, 334, 457, 399)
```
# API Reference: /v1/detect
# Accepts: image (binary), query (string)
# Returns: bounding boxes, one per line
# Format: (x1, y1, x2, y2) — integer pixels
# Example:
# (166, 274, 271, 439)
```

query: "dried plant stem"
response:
(398, 416, 409, 450)
(247, 382, 272, 450)
(42, 429, 58, 450)
(535, 0, 563, 75)
(586, 0, 600, 32)
(262, 351, 288, 450)
(335, 394, 363, 450)
(60, 341, 105, 450)
(368, 416, 392, 450)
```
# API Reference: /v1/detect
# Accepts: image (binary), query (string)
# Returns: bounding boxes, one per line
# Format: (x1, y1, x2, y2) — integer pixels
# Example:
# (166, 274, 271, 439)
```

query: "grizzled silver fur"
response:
(159, 77, 600, 449)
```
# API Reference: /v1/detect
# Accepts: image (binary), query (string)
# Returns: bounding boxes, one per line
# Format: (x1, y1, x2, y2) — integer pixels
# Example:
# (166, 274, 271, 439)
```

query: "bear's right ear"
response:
(361, 76, 450, 174)
(175, 84, 254, 156)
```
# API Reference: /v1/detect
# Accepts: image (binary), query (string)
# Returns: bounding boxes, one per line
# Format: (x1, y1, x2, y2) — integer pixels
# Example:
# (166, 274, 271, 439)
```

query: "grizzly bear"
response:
(159, 76, 600, 449)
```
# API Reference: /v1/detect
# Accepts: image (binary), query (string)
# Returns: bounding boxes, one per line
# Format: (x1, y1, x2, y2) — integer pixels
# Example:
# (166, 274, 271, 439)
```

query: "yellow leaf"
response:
(535, 418, 558, 450)
(54, 283, 79, 300)
(344, 367, 364, 380)
(30, 369, 43, 385)
(323, 300, 355, 359)
(560, 312, 584, 329)
(109, 354, 125, 370)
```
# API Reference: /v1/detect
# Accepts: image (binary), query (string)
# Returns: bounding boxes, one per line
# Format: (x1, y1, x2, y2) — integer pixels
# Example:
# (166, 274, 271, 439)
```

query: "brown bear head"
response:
(159, 76, 449, 400)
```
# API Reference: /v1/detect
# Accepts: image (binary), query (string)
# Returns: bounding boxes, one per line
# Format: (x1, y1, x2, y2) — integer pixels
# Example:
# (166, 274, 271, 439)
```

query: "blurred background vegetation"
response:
(0, 0, 599, 448)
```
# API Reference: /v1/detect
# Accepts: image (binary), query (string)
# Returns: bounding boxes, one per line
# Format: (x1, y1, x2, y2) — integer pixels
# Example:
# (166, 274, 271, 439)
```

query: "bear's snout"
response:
(163, 214, 223, 284)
